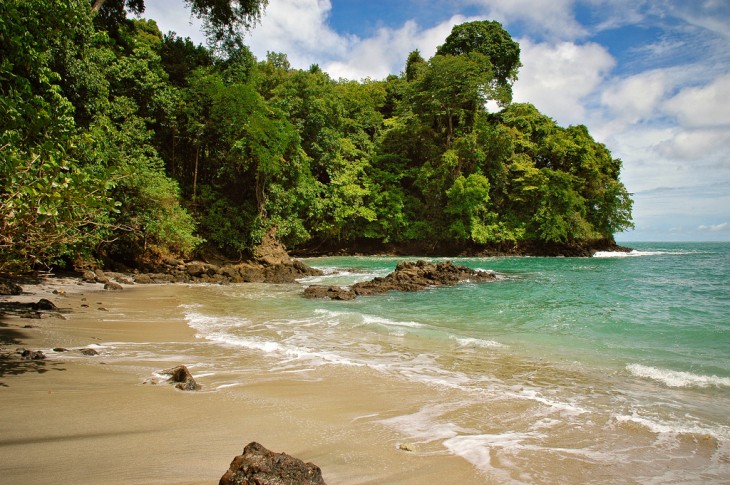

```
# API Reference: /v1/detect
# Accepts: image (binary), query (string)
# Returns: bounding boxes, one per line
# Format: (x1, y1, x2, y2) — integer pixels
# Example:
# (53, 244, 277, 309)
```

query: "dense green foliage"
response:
(1, 4, 632, 270)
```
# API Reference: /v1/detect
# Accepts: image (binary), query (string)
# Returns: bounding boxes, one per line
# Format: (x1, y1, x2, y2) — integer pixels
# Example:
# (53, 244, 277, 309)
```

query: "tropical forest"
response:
(0, 0, 634, 271)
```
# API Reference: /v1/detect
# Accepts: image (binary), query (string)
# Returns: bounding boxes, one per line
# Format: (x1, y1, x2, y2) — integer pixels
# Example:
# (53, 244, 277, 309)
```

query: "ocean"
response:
(125, 242, 730, 482)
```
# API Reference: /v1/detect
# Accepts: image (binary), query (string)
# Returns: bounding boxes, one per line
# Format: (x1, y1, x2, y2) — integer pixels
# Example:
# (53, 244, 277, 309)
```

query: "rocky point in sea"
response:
(304, 260, 497, 300)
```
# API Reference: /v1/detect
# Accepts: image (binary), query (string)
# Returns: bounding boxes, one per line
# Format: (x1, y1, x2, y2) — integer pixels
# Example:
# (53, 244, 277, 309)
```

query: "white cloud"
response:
(512, 39, 615, 125)
(324, 16, 469, 80)
(600, 70, 670, 126)
(664, 0, 730, 39)
(467, 0, 585, 40)
(245, 0, 353, 69)
(664, 74, 730, 128)
(699, 222, 730, 232)
(140, 0, 206, 44)
(655, 128, 730, 162)
(244, 0, 474, 81)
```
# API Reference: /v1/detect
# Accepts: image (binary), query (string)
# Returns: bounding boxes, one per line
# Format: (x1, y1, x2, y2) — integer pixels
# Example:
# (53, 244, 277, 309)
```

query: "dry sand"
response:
(0, 277, 486, 484)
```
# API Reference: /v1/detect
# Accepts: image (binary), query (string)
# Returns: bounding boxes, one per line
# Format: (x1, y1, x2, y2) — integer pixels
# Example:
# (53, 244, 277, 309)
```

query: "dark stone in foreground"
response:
(34, 298, 57, 310)
(162, 365, 200, 391)
(220, 441, 326, 485)
(304, 260, 497, 300)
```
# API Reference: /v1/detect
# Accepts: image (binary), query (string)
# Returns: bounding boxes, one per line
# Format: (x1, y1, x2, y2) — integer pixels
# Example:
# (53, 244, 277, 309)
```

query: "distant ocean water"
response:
(124, 242, 730, 482)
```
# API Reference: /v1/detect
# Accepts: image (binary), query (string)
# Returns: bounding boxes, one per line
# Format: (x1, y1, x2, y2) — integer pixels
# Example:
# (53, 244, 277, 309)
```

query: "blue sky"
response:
(143, 0, 730, 242)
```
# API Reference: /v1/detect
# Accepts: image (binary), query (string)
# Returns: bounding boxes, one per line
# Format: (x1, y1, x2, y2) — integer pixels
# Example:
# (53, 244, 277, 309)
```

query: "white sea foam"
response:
(381, 404, 534, 482)
(215, 383, 242, 390)
(313, 308, 349, 318)
(312, 308, 424, 329)
(453, 336, 506, 349)
(183, 311, 250, 335)
(627, 364, 730, 388)
(190, 319, 365, 369)
(474, 268, 501, 278)
(514, 387, 588, 416)
(379, 403, 472, 442)
(614, 412, 730, 442)
(361, 314, 424, 328)
(593, 249, 695, 258)
(298, 267, 386, 285)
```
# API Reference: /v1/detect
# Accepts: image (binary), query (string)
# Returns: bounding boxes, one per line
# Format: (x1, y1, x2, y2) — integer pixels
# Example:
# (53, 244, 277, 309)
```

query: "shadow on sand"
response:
(0, 312, 67, 387)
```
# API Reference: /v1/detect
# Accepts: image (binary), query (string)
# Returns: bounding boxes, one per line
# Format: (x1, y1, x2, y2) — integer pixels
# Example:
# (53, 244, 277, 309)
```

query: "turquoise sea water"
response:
(302, 242, 730, 380)
(165, 242, 730, 481)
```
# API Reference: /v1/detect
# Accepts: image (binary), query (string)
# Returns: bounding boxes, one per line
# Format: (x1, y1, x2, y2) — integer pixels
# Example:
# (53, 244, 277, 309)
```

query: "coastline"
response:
(0, 277, 486, 484)
(290, 237, 632, 258)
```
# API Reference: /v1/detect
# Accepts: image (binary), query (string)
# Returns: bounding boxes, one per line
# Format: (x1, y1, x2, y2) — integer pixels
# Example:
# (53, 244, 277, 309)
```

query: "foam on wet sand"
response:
(0, 279, 484, 484)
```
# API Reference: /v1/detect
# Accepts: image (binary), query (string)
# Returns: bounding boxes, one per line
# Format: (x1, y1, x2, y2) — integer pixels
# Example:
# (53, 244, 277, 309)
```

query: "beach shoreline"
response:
(0, 276, 486, 484)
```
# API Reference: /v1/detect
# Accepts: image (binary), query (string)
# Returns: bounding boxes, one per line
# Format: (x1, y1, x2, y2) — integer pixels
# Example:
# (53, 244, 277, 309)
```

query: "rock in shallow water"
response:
(20, 349, 45, 360)
(304, 260, 497, 300)
(219, 441, 326, 485)
(162, 365, 200, 391)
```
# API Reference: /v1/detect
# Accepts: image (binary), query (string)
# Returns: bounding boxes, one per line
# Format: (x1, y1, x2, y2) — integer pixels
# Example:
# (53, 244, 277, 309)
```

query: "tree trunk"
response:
(92, 0, 107, 12)
(193, 145, 200, 203)
(255, 172, 266, 217)
(447, 111, 454, 148)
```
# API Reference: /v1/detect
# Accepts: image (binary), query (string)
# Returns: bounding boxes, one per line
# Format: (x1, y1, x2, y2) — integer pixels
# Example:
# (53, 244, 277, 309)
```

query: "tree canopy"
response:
(0, 4, 633, 271)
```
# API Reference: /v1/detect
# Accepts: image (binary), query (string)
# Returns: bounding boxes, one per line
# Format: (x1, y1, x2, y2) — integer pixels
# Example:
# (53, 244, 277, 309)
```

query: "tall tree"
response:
(411, 53, 494, 147)
(436, 20, 521, 105)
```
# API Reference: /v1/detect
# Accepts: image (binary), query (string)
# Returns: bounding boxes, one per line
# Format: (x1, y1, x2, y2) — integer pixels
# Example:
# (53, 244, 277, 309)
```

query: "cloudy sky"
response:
(143, 0, 730, 242)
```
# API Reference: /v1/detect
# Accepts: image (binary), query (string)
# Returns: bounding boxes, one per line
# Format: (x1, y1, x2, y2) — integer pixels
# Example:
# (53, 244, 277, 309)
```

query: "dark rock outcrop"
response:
(131, 274, 153, 284)
(81, 270, 97, 283)
(0, 278, 23, 295)
(254, 227, 292, 267)
(303, 285, 357, 301)
(33, 298, 58, 310)
(20, 349, 46, 360)
(129, 258, 321, 286)
(162, 365, 200, 391)
(304, 260, 497, 300)
(219, 441, 326, 485)
(104, 281, 123, 291)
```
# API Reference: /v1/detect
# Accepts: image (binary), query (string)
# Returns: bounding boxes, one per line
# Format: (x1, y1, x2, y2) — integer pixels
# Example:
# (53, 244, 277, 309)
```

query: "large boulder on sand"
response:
(33, 298, 58, 310)
(219, 441, 326, 485)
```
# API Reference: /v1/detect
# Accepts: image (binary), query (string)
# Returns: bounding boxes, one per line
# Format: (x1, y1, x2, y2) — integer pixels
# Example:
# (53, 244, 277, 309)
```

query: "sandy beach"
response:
(0, 277, 486, 484)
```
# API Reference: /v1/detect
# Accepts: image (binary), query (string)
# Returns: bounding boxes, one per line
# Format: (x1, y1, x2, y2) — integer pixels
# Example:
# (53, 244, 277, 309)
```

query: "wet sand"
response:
(0, 278, 486, 484)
